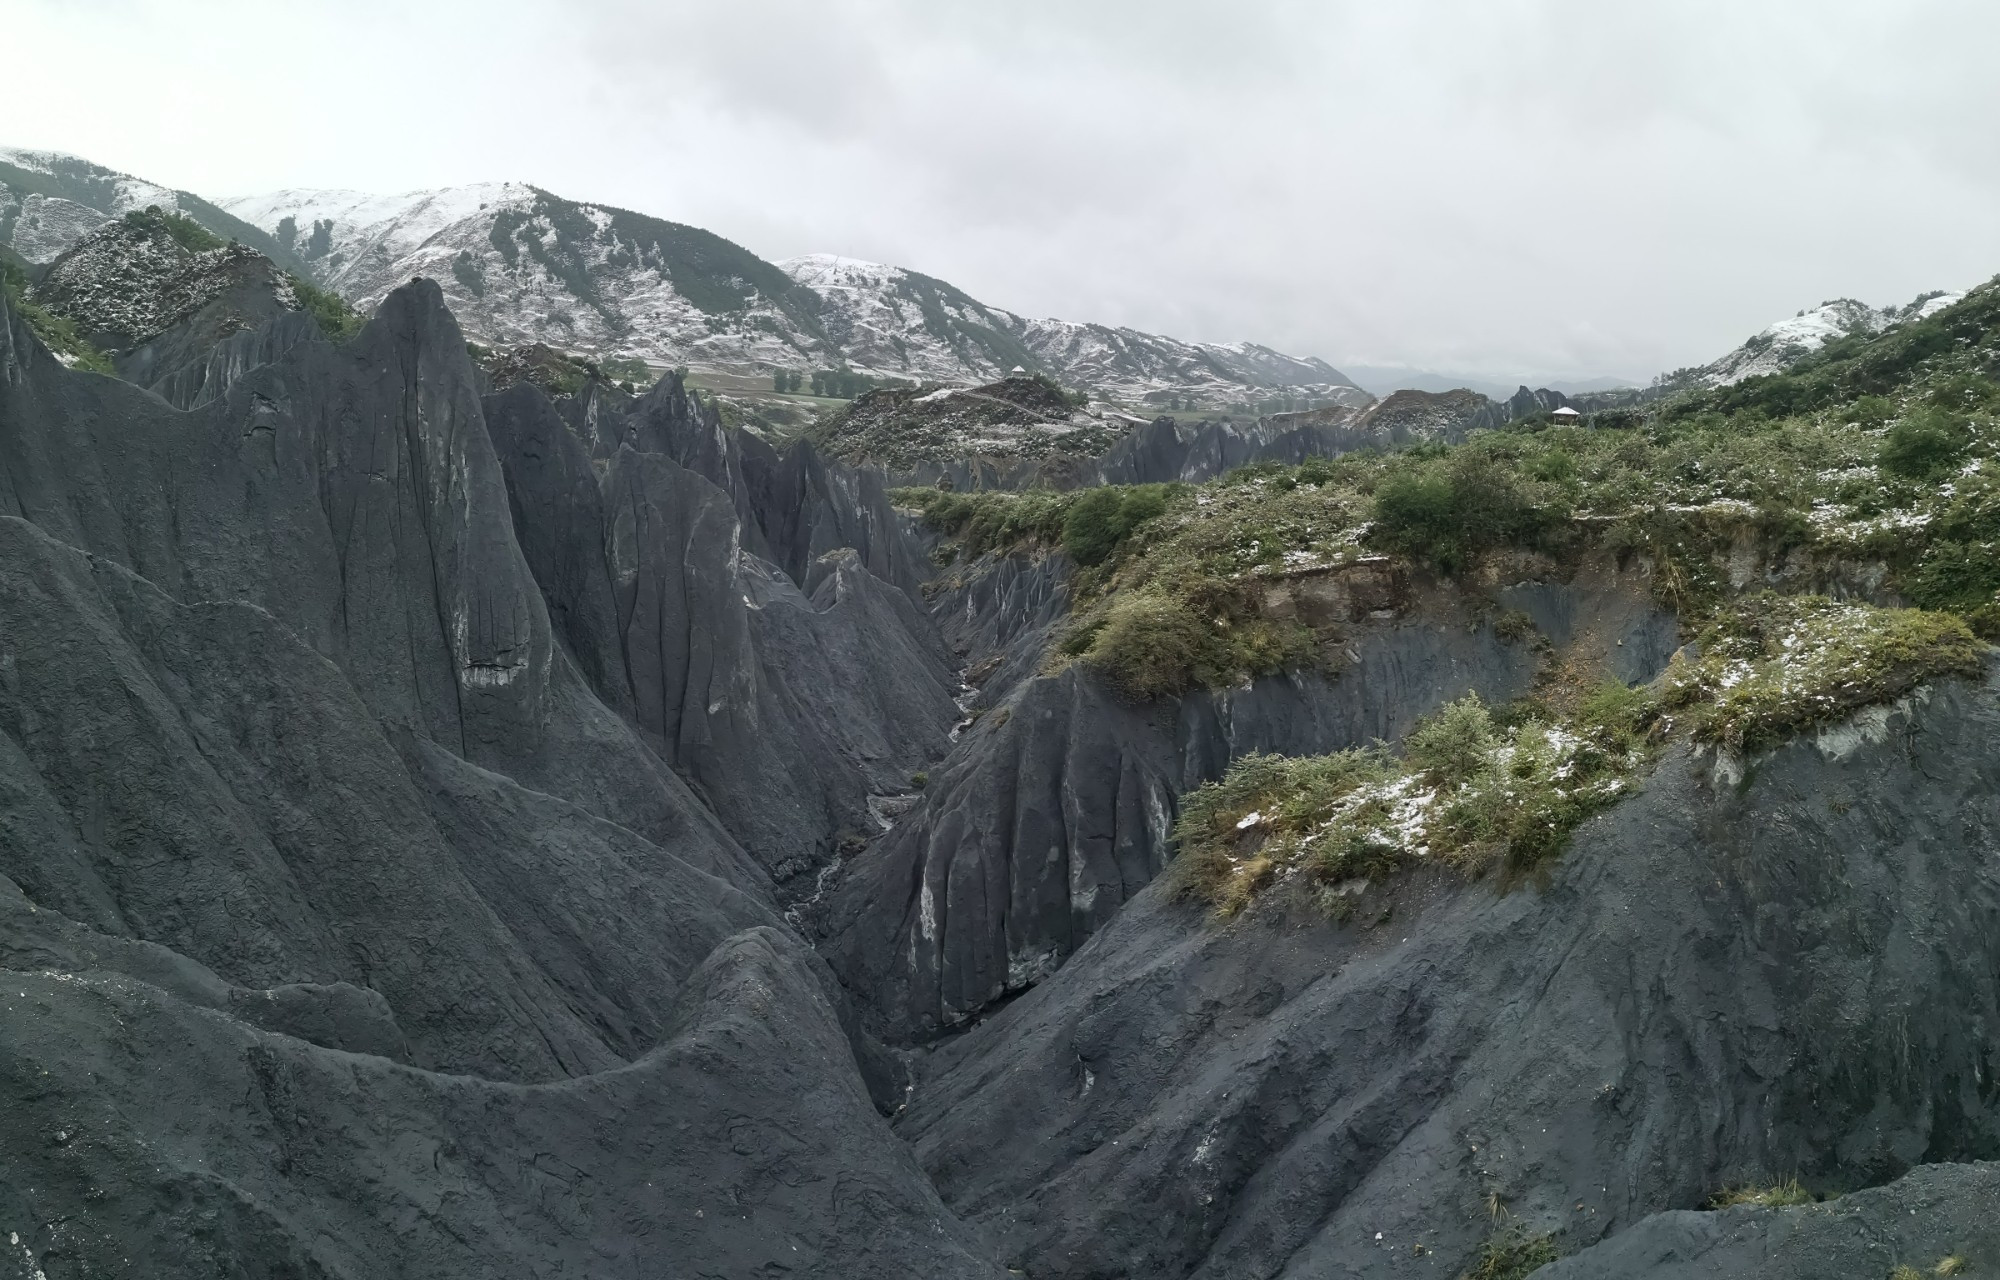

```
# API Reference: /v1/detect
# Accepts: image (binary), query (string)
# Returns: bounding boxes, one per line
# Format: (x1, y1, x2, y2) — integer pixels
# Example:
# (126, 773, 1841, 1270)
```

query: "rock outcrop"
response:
(895, 671, 2000, 1278)
(822, 561, 1678, 1037)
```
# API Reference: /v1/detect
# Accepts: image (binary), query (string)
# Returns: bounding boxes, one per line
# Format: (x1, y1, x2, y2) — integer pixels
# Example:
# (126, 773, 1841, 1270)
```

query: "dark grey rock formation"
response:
(484, 378, 959, 878)
(0, 280, 999, 1276)
(895, 671, 2000, 1278)
(1539, 1161, 2000, 1279)
(0, 881, 1003, 1279)
(824, 567, 1676, 1037)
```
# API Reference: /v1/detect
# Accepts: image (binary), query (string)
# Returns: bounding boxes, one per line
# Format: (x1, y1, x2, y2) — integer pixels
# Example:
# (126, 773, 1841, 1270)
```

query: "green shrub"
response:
(1880, 407, 1972, 480)
(1173, 689, 1654, 913)
(123, 205, 225, 254)
(1404, 694, 1497, 787)
(1085, 592, 1211, 699)
(1062, 485, 1170, 566)
(288, 275, 365, 342)
(1369, 448, 1556, 573)
(893, 487, 1076, 559)
(1849, 394, 1896, 427)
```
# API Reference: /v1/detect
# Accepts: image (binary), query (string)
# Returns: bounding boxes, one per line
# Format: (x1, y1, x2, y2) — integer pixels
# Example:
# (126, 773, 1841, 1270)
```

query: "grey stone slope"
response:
(485, 379, 959, 879)
(1537, 1160, 2000, 1279)
(894, 672, 2000, 1278)
(0, 429, 767, 1081)
(0, 881, 1005, 1280)
(2, 275, 762, 876)
(822, 564, 1675, 1038)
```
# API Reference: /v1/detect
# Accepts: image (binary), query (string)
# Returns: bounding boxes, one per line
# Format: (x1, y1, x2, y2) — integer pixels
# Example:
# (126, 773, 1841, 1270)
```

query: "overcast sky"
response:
(7, 0, 1999, 383)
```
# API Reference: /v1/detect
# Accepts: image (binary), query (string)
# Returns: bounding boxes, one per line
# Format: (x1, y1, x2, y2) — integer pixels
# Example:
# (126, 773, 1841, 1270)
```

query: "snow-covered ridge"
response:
(217, 183, 533, 287)
(778, 251, 1368, 408)
(208, 181, 1366, 409)
(2, 147, 191, 266)
(1687, 291, 1964, 388)
(0, 146, 178, 215)
(10, 147, 1368, 409)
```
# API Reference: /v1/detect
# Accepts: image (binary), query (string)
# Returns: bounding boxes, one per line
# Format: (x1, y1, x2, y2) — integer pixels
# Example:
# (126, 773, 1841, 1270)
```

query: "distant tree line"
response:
(770, 368, 911, 399)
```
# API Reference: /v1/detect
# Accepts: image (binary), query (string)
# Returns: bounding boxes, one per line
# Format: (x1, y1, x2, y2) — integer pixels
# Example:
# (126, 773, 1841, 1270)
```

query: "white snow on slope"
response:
(220, 184, 530, 265)
(7, 194, 111, 263)
(0, 147, 179, 214)
(1695, 292, 1965, 387)
(778, 252, 1370, 408)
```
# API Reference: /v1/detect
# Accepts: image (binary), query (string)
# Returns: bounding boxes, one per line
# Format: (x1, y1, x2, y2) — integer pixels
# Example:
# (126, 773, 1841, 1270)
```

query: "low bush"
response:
(289, 276, 365, 342)
(892, 487, 1076, 559)
(123, 205, 226, 253)
(1879, 407, 1973, 480)
(1062, 484, 1170, 566)
(1369, 446, 1561, 574)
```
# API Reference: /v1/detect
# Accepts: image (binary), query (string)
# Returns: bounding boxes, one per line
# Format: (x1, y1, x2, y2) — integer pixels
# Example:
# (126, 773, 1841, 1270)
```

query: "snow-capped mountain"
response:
(781, 252, 1369, 408)
(1, 147, 175, 263)
(213, 182, 1367, 408)
(0, 148, 305, 275)
(6, 147, 1367, 408)
(218, 183, 832, 374)
(1676, 292, 1964, 388)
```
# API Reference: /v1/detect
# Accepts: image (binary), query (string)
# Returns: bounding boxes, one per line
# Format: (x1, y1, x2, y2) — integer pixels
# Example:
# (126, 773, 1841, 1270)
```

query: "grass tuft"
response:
(1460, 1228, 1561, 1280)
(1706, 1176, 1815, 1209)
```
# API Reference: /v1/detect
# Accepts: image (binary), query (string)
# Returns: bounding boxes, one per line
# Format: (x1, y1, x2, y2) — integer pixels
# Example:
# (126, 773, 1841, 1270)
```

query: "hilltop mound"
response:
(34, 207, 297, 352)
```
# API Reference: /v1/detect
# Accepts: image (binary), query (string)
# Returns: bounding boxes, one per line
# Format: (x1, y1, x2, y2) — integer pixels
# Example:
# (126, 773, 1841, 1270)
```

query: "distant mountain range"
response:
(2, 146, 1963, 409)
(6, 148, 1372, 409)
(1338, 365, 1645, 402)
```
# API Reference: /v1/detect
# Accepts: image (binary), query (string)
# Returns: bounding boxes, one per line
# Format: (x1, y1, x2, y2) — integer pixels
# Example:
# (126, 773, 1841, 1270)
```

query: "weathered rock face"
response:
(0, 281, 1001, 1276)
(823, 563, 1678, 1038)
(33, 214, 298, 354)
(484, 378, 959, 878)
(0, 886, 1004, 1279)
(897, 672, 2000, 1279)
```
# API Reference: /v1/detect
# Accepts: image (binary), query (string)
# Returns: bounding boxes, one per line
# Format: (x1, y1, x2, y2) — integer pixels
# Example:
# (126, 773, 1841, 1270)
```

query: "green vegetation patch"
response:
(1706, 1177, 1816, 1210)
(909, 281, 2000, 716)
(1171, 590, 1981, 917)
(1658, 594, 1982, 753)
(122, 205, 226, 254)
(287, 275, 365, 343)
(1172, 684, 1653, 915)
(893, 487, 1080, 560)
(599, 356, 653, 387)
